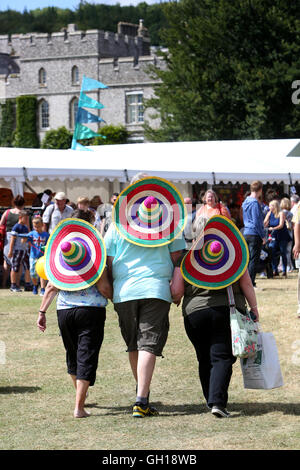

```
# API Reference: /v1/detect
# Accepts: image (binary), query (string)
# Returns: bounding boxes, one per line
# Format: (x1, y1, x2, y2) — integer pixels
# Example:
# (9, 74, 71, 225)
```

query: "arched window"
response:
(38, 68, 46, 86)
(72, 66, 79, 85)
(40, 100, 49, 129)
(70, 97, 79, 129)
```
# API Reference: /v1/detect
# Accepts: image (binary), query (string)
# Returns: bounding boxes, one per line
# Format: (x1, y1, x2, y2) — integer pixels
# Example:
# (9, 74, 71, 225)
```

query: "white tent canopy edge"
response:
(1, 138, 300, 197)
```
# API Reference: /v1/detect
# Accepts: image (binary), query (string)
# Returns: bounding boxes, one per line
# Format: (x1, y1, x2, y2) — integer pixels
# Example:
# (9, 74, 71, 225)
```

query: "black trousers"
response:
(57, 306, 106, 386)
(184, 306, 236, 408)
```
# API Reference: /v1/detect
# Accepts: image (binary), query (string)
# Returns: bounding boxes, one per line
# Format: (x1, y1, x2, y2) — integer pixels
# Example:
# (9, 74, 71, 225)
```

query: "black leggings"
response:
(57, 306, 106, 386)
(184, 306, 236, 408)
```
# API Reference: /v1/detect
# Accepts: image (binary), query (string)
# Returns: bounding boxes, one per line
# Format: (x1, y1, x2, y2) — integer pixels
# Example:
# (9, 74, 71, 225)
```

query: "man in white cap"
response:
(42, 191, 74, 233)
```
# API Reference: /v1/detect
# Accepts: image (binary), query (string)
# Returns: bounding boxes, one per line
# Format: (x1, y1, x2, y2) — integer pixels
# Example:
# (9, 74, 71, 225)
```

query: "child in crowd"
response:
(27, 216, 49, 295)
(7, 210, 31, 292)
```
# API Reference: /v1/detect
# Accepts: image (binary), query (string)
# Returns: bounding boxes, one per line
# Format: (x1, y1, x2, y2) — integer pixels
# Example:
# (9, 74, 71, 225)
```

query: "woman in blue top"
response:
(36, 210, 112, 418)
(264, 199, 291, 277)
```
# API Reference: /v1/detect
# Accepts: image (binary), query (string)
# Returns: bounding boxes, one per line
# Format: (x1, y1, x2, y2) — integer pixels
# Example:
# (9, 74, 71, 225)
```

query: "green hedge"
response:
(0, 99, 16, 147)
(13, 95, 39, 148)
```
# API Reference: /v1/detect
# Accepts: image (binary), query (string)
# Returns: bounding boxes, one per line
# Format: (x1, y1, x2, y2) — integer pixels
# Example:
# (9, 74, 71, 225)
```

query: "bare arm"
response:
(36, 282, 59, 332)
(293, 222, 300, 259)
(263, 210, 271, 227)
(170, 250, 183, 266)
(7, 235, 16, 258)
(0, 209, 8, 226)
(170, 266, 185, 306)
(239, 270, 259, 321)
(95, 267, 113, 300)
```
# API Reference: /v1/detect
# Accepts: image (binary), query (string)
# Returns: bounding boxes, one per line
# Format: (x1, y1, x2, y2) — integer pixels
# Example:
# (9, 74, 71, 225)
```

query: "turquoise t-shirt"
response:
(57, 284, 108, 310)
(104, 225, 185, 304)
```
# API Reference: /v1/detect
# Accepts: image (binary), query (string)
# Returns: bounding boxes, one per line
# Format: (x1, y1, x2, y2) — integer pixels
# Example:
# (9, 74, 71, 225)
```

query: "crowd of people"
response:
(0, 189, 119, 293)
(0, 177, 299, 420)
(183, 183, 300, 287)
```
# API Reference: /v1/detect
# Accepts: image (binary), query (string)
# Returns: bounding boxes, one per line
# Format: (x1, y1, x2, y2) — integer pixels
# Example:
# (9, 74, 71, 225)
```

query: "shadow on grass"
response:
(230, 402, 300, 416)
(0, 386, 41, 394)
(85, 401, 300, 417)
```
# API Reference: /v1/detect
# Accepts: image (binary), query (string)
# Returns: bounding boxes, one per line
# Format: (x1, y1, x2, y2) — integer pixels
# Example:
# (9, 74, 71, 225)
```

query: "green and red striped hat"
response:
(44, 218, 106, 291)
(112, 176, 186, 247)
(181, 215, 249, 289)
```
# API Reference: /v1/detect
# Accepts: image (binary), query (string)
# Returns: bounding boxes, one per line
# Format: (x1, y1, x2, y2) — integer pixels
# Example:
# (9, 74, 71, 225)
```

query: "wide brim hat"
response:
(44, 218, 106, 291)
(181, 215, 249, 289)
(112, 176, 186, 247)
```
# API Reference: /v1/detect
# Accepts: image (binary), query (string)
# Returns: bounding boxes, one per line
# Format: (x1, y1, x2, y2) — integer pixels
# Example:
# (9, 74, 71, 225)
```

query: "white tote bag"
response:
(240, 329, 284, 389)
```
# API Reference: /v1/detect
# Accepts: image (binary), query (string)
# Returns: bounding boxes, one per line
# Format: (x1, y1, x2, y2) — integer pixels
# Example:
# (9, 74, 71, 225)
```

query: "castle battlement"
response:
(0, 22, 150, 59)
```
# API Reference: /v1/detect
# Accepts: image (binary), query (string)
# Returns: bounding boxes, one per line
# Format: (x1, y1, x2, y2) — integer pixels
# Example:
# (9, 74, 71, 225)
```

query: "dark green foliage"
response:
(0, 2, 167, 46)
(92, 124, 129, 145)
(0, 99, 16, 147)
(13, 96, 39, 148)
(41, 126, 73, 149)
(144, 0, 300, 142)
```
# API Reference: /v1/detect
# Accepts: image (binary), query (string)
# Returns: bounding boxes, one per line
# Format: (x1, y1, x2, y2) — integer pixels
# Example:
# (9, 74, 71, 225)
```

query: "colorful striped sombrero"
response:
(44, 218, 106, 291)
(113, 176, 186, 247)
(181, 215, 249, 289)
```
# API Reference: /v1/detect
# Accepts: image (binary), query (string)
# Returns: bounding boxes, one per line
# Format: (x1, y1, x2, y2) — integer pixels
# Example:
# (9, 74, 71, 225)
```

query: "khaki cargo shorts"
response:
(114, 298, 171, 356)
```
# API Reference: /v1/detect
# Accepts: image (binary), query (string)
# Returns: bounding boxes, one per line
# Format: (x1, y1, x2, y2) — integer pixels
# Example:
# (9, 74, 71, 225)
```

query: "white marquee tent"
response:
(1, 139, 300, 200)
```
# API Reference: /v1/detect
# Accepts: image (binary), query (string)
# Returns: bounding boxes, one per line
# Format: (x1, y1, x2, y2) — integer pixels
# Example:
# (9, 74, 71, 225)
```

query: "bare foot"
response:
(74, 409, 91, 418)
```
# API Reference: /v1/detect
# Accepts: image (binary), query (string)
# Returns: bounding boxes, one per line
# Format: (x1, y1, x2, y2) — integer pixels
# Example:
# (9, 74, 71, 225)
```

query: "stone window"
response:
(38, 68, 47, 86)
(70, 97, 79, 129)
(40, 100, 49, 129)
(126, 91, 144, 124)
(72, 66, 79, 85)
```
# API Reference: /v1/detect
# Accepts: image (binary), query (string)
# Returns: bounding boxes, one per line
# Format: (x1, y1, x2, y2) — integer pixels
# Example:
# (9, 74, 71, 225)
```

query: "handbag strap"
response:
(226, 285, 236, 313)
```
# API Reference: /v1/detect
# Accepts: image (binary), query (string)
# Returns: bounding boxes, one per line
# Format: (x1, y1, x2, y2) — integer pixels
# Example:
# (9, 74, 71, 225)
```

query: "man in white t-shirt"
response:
(42, 192, 74, 233)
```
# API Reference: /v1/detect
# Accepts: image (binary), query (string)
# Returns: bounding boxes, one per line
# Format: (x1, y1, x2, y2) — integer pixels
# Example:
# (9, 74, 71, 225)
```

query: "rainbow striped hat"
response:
(181, 215, 249, 289)
(44, 218, 106, 291)
(112, 176, 186, 247)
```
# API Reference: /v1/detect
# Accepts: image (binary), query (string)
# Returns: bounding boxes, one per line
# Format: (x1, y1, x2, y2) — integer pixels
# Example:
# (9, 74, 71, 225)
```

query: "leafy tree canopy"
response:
(144, 0, 300, 142)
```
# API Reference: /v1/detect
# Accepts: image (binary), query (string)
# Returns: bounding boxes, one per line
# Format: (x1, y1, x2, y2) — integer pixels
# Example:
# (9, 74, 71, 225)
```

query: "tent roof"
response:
(1, 138, 300, 185)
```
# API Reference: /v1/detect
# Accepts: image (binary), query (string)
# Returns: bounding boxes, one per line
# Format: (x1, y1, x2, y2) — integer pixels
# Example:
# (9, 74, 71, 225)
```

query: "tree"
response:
(41, 126, 73, 149)
(144, 0, 300, 142)
(91, 124, 129, 145)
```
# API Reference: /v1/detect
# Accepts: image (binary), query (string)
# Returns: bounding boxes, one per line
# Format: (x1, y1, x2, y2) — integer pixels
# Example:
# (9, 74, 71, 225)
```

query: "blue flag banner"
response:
(71, 75, 108, 151)
(71, 140, 93, 151)
(78, 93, 105, 110)
(76, 108, 105, 124)
(74, 123, 101, 140)
(81, 75, 108, 91)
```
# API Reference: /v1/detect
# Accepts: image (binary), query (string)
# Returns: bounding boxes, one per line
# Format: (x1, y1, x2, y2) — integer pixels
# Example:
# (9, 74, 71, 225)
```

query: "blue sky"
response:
(0, 0, 161, 12)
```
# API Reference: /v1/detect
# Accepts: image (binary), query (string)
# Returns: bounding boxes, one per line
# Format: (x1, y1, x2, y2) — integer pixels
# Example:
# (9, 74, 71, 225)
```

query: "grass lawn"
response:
(0, 273, 300, 451)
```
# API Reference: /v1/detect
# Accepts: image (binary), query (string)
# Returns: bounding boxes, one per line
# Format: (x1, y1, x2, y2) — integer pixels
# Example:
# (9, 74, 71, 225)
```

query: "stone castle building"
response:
(0, 21, 163, 143)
